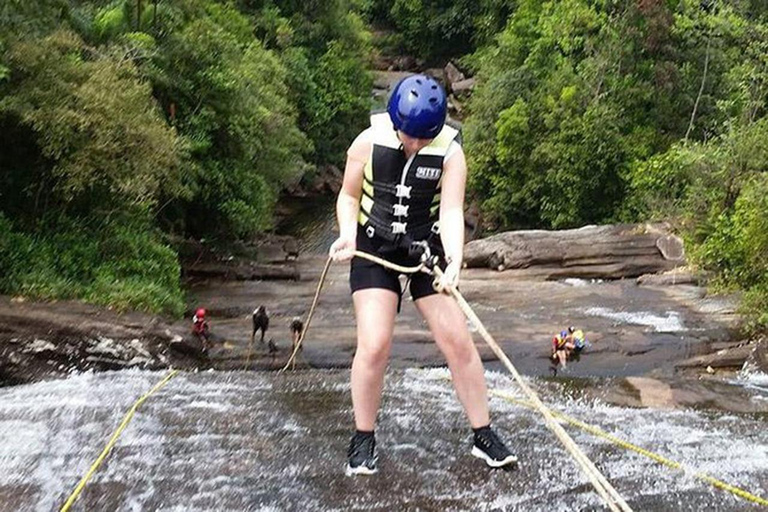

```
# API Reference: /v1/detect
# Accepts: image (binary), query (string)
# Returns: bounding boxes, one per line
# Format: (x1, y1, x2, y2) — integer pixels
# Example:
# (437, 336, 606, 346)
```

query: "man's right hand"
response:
(329, 236, 356, 262)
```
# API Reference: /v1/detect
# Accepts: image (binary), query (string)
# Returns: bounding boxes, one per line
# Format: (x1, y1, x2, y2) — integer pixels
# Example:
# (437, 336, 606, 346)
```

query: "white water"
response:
(563, 278, 603, 287)
(585, 306, 687, 332)
(0, 369, 766, 511)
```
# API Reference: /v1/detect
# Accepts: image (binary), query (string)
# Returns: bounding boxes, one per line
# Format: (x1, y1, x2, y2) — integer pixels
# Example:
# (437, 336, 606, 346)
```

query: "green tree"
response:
(146, 3, 309, 238)
(0, 29, 186, 223)
(465, 0, 761, 230)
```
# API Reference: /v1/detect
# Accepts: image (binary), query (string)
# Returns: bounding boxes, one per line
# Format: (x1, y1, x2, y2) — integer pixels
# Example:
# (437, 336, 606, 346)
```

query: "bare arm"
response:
(329, 133, 369, 261)
(439, 146, 467, 268)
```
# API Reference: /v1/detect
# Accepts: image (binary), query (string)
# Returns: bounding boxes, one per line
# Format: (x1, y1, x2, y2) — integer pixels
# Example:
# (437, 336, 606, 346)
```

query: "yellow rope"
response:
(433, 265, 632, 512)
(280, 257, 334, 372)
(60, 369, 179, 512)
(286, 250, 629, 510)
(244, 338, 253, 371)
(350, 250, 426, 275)
(485, 388, 768, 508)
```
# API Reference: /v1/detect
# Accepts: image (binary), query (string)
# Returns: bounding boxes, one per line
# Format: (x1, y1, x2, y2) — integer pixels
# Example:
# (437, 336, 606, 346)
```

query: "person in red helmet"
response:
(329, 74, 516, 476)
(192, 308, 210, 352)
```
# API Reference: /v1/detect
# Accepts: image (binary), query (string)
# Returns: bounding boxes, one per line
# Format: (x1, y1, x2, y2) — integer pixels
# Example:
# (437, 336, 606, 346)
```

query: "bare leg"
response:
(415, 294, 490, 429)
(351, 288, 398, 431)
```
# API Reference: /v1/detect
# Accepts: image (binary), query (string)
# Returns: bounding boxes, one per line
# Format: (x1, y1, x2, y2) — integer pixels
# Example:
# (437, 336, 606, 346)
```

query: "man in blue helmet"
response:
(329, 75, 517, 476)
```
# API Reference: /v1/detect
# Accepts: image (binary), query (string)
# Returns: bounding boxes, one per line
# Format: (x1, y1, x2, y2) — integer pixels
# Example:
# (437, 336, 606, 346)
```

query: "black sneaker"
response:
(471, 427, 518, 468)
(346, 431, 378, 476)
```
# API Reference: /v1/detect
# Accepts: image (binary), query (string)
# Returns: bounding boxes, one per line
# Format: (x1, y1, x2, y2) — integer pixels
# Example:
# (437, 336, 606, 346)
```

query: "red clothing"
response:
(192, 315, 208, 335)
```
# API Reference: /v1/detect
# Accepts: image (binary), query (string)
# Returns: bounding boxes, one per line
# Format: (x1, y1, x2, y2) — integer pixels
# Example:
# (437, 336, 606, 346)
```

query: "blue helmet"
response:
(387, 74, 447, 139)
(560, 330, 568, 338)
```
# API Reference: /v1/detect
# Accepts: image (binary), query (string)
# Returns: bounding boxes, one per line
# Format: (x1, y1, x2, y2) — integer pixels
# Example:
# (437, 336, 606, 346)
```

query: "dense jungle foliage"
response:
(459, 0, 768, 331)
(0, 0, 372, 314)
(1, 0, 766, 331)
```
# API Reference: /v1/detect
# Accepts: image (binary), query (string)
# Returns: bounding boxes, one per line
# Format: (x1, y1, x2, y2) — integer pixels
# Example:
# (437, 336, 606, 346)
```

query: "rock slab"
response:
(464, 223, 685, 280)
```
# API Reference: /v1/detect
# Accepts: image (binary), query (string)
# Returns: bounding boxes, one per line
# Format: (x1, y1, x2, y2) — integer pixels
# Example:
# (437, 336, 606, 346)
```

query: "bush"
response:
(0, 214, 184, 315)
(630, 123, 768, 334)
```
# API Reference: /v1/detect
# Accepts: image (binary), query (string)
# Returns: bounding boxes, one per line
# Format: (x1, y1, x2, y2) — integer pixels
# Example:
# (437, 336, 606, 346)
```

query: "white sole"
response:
(471, 446, 518, 468)
(345, 464, 378, 476)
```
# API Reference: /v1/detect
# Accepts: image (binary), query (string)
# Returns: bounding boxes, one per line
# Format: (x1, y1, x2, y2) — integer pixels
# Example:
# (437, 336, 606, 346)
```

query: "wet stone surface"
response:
(1, 369, 766, 511)
(189, 255, 738, 378)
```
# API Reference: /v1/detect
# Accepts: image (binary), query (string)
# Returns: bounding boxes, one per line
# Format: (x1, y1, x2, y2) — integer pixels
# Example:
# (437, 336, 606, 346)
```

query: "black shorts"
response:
(349, 225, 443, 303)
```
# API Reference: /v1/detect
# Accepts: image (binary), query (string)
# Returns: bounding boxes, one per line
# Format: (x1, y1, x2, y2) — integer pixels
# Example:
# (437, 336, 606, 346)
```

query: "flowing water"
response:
(2, 198, 764, 510)
(1, 369, 766, 511)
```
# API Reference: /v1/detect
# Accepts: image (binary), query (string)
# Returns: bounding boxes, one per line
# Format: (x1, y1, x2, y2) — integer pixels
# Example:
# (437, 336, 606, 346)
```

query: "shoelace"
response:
(476, 430, 508, 455)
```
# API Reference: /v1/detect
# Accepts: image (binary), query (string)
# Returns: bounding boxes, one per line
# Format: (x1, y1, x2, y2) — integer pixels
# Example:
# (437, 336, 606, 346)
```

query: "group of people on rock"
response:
(191, 306, 304, 355)
(550, 326, 588, 369)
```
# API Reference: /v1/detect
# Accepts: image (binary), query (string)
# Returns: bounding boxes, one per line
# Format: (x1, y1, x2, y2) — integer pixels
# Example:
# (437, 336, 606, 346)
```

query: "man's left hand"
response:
(436, 260, 461, 293)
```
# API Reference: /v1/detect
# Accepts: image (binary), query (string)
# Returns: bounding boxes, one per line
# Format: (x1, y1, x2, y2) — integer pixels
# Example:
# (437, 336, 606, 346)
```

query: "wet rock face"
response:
(184, 262, 300, 282)
(1, 370, 766, 511)
(464, 223, 685, 280)
(0, 298, 202, 385)
(745, 337, 768, 373)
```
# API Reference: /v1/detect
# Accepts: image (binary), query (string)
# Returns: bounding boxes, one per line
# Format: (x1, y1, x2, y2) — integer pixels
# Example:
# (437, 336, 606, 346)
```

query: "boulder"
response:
(451, 77, 476, 97)
(676, 344, 754, 369)
(444, 62, 465, 88)
(637, 268, 700, 286)
(169, 334, 207, 358)
(464, 223, 685, 280)
(423, 67, 445, 83)
(744, 337, 768, 373)
(656, 234, 685, 261)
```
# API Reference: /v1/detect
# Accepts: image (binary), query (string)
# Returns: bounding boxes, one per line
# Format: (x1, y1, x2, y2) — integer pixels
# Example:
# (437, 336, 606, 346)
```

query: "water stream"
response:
(1, 369, 766, 510)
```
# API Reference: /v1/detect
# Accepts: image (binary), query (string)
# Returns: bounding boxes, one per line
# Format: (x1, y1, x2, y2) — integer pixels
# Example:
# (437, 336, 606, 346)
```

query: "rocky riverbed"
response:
(2, 222, 767, 511)
(1, 222, 764, 412)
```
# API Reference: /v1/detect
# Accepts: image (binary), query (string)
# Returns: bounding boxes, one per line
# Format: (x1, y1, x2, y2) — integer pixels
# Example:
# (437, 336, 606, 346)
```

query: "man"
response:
(567, 326, 587, 354)
(329, 74, 516, 476)
(251, 306, 269, 344)
(290, 316, 304, 353)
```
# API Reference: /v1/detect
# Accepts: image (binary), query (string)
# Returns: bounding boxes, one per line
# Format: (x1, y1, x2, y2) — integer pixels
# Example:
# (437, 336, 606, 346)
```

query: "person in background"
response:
(551, 330, 572, 369)
(192, 307, 210, 352)
(290, 316, 304, 353)
(567, 326, 588, 356)
(251, 305, 269, 344)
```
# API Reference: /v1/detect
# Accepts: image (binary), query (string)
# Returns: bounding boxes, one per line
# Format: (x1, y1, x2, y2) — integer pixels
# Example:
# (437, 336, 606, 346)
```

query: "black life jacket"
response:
(358, 113, 460, 244)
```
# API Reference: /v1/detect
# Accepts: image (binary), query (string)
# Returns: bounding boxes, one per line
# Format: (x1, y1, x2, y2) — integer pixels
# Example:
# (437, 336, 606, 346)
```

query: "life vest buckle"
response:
(395, 184, 412, 199)
(430, 222, 440, 235)
(366, 225, 375, 238)
(393, 204, 409, 217)
(391, 221, 407, 234)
